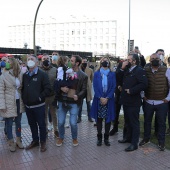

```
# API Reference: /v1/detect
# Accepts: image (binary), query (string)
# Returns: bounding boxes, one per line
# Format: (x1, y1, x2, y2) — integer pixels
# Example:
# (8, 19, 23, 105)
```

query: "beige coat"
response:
(84, 67, 93, 102)
(0, 70, 25, 118)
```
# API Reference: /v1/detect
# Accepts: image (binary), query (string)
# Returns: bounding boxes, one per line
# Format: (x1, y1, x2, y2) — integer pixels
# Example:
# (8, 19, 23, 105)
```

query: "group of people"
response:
(0, 48, 169, 153)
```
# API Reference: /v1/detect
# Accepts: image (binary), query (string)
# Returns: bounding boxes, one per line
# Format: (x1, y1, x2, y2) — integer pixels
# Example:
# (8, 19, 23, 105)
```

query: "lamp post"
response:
(33, 0, 44, 56)
(128, 0, 131, 54)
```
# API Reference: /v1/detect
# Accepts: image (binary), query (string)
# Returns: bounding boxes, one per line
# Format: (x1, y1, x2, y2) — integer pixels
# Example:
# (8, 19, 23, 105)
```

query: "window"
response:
(100, 29, 103, 34)
(100, 43, 103, 49)
(106, 43, 109, 49)
(83, 29, 86, 35)
(72, 30, 75, 35)
(60, 30, 64, 35)
(105, 28, 109, 34)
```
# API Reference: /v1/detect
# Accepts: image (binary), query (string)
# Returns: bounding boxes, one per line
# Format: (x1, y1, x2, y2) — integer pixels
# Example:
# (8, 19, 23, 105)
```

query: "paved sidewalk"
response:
(0, 115, 170, 170)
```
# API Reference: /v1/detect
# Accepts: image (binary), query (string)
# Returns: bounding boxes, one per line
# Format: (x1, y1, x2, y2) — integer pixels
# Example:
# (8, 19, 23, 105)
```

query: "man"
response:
(40, 54, 59, 138)
(117, 54, 148, 152)
(139, 53, 170, 151)
(51, 51, 59, 68)
(56, 55, 87, 147)
(145, 49, 167, 136)
(134, 46, 146, 68)
(22, 55, 51, 152)
(77, 58, 93, 123)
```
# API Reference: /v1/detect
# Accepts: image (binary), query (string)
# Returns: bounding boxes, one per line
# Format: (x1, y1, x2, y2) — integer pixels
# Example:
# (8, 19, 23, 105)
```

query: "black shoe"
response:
(94, 123, 97, 127)
(77, 117, 82, 123)
(109, 128, 118, 136)
(158, 144, 165, 151)
(88, 118, 94, 122)
(139, 139, 150, 146)
(125, 144, 138, 152)
(25, 141, 39, 150)
(118, 139, 131, 143)
(40, 142, 47, 152)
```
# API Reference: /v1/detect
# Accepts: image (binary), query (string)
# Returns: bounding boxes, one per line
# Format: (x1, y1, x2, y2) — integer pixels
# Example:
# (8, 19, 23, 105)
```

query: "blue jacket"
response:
(90, 70, 116, 123)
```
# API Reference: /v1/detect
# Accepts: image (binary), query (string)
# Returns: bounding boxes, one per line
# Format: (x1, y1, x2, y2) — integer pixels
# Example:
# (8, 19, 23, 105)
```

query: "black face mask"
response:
(101, 61, 109, 67)
(43, 60, 50, 67)
(82, 63, 87, 68)
(151, 59, 159, 67)
(126, 62, 131, 69)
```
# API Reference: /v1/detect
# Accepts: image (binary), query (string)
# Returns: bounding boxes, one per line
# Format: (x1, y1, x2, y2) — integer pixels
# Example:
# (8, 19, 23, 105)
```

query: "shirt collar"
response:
(26, 67, 38, 75)
(129, 65, 137, 72)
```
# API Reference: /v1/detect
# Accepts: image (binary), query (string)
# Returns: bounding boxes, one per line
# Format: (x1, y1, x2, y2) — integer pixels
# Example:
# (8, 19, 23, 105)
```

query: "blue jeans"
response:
(6, 99, 22, 140)
(26, 105, 46, 142)
(57, 102, 78, 139)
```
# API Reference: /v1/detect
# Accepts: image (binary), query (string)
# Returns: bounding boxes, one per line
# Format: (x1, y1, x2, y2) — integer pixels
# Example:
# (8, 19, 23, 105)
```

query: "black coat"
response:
(22, 68, 51, 106)
(118, 66, 148, 107)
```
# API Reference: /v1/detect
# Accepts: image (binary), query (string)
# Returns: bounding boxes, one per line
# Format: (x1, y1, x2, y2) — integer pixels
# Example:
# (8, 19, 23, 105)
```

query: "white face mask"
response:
(160, 54, 164, 61)
(27, 60, 35, 68)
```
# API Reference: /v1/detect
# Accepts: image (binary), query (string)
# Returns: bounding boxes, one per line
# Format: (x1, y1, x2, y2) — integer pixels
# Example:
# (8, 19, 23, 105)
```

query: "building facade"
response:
(8, 20, 117, 56)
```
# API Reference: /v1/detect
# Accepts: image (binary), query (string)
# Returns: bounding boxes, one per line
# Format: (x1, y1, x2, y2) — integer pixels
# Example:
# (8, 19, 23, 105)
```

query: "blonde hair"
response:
(8, 58, 21, 77)
(57, 56, 69, 66)
(96, 57, 111, 71)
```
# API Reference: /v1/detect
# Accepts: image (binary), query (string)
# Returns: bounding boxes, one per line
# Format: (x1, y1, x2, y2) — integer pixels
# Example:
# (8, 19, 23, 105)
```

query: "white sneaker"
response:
(48, 123, 53, 131)
(65, 124, 70, 128)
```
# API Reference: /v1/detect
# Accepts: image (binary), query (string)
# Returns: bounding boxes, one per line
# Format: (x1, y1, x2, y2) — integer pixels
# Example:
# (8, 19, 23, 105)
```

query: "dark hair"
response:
(72, 55, 82, 66)
(130, 53, 139, 65)
(156, 49, 164, 53)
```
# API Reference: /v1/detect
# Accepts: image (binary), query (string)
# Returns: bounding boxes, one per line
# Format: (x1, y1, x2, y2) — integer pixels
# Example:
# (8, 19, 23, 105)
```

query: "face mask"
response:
(67, 61, 72, 68)
(1, 61, 6, 67)
(82, 63, 87, 68)
(159, 55, 164, 61)
(151, 59, 159, 66)
(43, 60, 50, 67)
(126, 62, 131, 69)
(5, 62, 11, 70)
(101, 61, 109, 67)
(27, 60, 35, 68)
(52, 55, 58, 61)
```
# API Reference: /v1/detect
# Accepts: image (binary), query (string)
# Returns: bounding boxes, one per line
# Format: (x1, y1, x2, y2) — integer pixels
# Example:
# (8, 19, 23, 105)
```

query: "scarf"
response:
(100, 68, 110, 92)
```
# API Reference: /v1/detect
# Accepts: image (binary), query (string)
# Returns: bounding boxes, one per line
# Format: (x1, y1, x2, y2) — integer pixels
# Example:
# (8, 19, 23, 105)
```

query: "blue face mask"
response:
(1, 61, 6, 67)
(52, 55, 58, 61)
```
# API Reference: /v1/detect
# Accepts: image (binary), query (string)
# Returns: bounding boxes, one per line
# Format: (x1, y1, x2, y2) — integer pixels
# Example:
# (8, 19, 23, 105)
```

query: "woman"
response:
(90, 57, 116, 146)
(0, 58, 25, 152)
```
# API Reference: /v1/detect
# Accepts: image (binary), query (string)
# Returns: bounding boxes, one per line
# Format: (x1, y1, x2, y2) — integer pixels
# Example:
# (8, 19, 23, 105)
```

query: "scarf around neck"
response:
(100, 67, 110, 92)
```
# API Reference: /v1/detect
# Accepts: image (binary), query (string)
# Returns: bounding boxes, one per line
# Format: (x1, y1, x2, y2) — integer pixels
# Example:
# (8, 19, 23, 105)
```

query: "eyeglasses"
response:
(150, 58, 160, 60)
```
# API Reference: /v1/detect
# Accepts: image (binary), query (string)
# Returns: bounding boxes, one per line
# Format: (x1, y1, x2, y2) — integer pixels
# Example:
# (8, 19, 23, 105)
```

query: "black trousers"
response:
(143, 102, 168, 144)
(123, 105, 140, 146)
(97, 118, 111, 135)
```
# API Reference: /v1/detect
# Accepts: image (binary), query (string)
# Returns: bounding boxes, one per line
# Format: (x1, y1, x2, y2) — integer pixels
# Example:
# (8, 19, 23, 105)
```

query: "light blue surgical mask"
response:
(52, 55, 58, 61)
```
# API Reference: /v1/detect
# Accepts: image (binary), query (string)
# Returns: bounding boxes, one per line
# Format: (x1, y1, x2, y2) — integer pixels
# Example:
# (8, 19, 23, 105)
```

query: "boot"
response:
(8, 139, 16, 152)
(104, 134, 110, 146)
(97, 134, 102, 146)
(16, 137, 24, 149)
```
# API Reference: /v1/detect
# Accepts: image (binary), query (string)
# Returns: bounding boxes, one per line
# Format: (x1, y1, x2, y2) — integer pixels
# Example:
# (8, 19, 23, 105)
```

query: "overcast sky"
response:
(0, 0, 170, 56)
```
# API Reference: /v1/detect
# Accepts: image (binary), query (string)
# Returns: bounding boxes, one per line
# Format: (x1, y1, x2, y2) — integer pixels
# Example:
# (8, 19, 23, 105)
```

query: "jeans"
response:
(57, 102, 78, 139)
(26, 105, 46, 142)
(45, 95, 58, 132)
(6, 99, 22, 140)
(143, 101, 168, 144)
(78, 98, 91, 119)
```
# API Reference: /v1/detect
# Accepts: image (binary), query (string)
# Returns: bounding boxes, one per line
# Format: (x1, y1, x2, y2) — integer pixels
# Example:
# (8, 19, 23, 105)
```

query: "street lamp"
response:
(128, 0, 131, 54)
(33, 0, 44, 56)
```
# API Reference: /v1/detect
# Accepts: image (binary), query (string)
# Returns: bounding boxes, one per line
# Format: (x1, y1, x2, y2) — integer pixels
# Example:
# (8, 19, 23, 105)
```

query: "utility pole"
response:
(33, 0, 44, 56)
